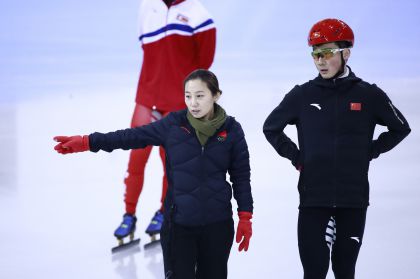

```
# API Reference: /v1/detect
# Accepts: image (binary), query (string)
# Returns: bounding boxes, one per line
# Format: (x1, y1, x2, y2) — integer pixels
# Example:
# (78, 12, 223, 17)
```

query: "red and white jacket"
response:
(135, 0, 216, 112)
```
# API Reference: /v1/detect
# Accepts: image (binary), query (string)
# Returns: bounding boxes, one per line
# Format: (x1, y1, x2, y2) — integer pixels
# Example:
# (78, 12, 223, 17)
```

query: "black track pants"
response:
(298, 207, 367, 279)
(161, 218, 234, 279)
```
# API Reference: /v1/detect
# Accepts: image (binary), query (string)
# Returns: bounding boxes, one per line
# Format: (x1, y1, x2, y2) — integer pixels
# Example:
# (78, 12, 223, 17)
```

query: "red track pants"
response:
(124, 103, 169, 215)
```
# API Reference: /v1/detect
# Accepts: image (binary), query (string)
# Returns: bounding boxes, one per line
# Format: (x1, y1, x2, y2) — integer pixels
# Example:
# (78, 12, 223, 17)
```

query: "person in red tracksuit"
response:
(114, 0, 216, 241)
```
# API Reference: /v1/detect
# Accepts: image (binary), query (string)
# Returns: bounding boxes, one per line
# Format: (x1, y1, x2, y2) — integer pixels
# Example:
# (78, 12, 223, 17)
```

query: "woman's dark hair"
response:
(184, 69, 222, 96)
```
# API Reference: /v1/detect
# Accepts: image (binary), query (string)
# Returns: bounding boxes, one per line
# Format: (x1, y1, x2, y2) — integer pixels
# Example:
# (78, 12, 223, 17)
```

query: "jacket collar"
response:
(311, 66, 361, 89)
(177, 109, 233, 133)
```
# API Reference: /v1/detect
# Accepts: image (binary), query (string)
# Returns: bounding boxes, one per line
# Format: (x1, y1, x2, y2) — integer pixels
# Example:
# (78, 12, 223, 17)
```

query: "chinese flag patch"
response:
(350, 102, 362, 111)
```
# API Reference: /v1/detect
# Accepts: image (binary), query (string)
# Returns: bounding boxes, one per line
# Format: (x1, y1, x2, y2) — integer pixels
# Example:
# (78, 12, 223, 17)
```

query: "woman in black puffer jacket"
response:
(54, 69, 254, 279)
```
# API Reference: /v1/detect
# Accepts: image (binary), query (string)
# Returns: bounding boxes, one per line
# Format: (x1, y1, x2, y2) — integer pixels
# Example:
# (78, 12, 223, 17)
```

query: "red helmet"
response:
(308, 18, 354, 47)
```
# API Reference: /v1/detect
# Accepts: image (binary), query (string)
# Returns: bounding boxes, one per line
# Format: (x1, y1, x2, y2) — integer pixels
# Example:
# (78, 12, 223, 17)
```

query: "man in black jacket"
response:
(263, 18, 410, 279)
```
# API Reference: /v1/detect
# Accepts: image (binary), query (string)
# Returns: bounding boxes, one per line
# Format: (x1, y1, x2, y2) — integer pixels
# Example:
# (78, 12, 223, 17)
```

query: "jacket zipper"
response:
(199, 128, 224, 225)
(200, 145, 205, 225)
(187, 121, 207, 225)
(189, 123, 226, 225)
(333, 81, 338, 207)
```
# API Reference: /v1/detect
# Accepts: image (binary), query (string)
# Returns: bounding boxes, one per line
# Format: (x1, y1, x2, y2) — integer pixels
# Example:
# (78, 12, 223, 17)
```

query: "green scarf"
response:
(187, 103, 227, 146)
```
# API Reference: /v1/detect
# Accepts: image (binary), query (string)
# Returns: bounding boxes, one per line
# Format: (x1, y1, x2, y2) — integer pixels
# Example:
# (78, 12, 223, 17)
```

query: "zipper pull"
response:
(202, 146, 204, 154)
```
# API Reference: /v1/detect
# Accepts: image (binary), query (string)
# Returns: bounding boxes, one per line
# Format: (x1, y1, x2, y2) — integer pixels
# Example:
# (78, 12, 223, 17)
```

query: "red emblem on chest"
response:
(350, 102, 362, 111)
(217, 130, 227, 142)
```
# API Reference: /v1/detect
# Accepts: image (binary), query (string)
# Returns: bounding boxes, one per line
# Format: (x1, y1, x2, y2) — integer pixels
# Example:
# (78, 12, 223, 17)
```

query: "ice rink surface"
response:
(1, 0, 420, 278)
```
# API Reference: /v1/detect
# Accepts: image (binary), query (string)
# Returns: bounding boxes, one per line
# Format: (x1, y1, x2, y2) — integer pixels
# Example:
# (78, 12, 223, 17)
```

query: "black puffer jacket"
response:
(263, 69, 411, 208)
(89, 109, 253, 226)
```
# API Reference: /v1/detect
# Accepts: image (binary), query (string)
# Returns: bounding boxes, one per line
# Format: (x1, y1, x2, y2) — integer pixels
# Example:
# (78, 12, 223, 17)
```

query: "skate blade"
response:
(144, 239, 160, 249)
(111, 238, 140, 254)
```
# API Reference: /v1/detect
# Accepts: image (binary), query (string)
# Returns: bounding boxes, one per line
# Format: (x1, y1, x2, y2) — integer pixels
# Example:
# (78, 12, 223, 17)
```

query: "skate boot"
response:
(144, 210, 164, 249)
(112, 213, 140, 253)
(145, 210, 164, 235)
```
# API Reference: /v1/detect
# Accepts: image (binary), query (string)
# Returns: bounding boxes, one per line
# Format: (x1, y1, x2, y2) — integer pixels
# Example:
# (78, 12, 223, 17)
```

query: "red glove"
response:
(54, 135, 90, 154)
(236, 211, 253, 252)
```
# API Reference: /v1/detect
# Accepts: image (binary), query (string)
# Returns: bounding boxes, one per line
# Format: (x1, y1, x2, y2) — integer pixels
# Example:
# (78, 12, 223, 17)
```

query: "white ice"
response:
(1, 0, 420, 278)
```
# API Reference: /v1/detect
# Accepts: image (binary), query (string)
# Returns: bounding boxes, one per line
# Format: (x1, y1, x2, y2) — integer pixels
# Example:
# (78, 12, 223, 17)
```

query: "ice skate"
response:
(144, 210, 164, 249)
(112, 213, 140, 253)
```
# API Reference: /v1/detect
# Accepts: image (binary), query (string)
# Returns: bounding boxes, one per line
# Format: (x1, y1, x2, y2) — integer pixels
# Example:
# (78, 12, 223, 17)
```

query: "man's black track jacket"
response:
(263, 69, 411, 208)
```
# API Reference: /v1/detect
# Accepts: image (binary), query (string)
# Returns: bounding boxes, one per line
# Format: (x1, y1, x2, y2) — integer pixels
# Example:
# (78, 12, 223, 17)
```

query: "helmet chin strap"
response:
(326, 53, 346, 80)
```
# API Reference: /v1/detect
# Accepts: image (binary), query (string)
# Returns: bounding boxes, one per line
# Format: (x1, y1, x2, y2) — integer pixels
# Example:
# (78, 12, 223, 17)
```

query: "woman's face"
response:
(184, 79, 220, 120)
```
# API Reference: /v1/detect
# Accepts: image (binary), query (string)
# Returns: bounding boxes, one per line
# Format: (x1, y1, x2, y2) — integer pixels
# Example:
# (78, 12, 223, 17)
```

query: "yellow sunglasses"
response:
(311, 48, 345, 60)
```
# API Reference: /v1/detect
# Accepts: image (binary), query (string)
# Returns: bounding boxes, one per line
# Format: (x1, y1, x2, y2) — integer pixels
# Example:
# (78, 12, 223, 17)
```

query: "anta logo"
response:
(217, 130, 227, 142)
(350, 236, 360, 243)
(350, 102, 362, 111)
(176, 13, 189, 23)
(310, 103, 321, 110)
(180, 126, 191, 134)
